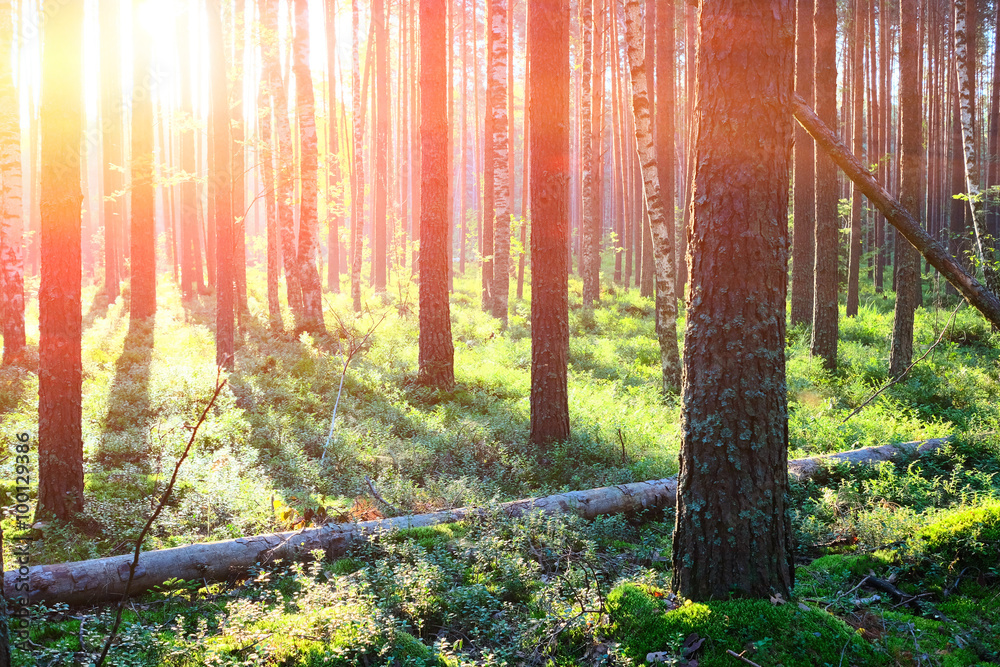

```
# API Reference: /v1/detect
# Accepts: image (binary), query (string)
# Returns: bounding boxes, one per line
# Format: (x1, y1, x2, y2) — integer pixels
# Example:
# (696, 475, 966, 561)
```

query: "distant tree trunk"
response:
(37, 0, 85, 522)
(208, 0, 234, 369)
(293, 0, 326, 334)
(99, 0, 122, 303)
(326, 0, 341, 292)
(592, 0, 606, 289)
(489, 0, 511, 325)
(261, 0, 301, 318)
(232, 0, 248, 318)
(954, 0, 1000, 296)
(258, 91, 282, 330)
(655, 0, 675, 309)
(418, 0, 455, 389)
(372, 0, 389, 293)
(623, 0, 680, 393)
(178, 14, 203, 298)
(130, 0, 156, 325)
(987, 0, 1000, 244)
(528, 0, 570, 448)
(581, 0, 598, 305)
(481, 4, 496, 312)
(811, 0, 838, 370)
(351, 0, 364, 311)
(0, 0, 25, 366)
(672, 0, 795, 601)
(637, 0, 654, 299)
(845, 0, 865, 318)
(889, 0, 921, 376)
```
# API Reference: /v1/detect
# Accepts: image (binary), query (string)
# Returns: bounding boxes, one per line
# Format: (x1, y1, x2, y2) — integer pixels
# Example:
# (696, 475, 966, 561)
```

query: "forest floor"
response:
(1, 266, 999, 666)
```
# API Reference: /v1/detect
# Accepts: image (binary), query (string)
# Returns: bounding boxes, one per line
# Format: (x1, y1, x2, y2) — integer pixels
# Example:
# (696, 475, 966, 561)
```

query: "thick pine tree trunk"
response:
(209, 0, 234, 370)
(623, 0, 680, 394)
(417, 0, 455, 389)
(528, 0, 570, 448)
(489, 0, 511, 325)
(673, 0, 795, 601)
(293, 0, 326, 334)
(37, 0, 85, 522)
(130, 0, 156, 325)
(0, 0, 25, 366)
(811, 0, 838, 370)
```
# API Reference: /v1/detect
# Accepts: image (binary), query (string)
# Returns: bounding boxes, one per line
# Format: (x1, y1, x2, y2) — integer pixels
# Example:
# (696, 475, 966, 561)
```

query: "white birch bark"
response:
(0, 0, 25, 365)
(954, 0, 1000, 294)
(488, 0, 511, 326)
(622, 0, 680, 392)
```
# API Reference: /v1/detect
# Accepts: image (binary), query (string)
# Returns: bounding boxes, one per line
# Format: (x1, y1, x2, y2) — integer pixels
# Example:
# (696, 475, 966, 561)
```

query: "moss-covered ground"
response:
(1, 263, 999, 665)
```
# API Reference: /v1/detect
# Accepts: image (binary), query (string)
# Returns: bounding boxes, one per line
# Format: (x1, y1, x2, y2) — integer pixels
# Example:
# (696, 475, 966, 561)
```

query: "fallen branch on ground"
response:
(3, 435, 963, 606)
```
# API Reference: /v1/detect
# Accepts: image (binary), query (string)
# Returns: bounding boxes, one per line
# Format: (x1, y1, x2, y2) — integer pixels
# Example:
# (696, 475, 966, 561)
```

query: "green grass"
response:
(2, 259, 999, 665)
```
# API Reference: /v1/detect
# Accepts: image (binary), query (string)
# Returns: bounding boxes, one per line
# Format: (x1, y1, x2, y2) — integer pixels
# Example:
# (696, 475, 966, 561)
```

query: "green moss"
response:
(328, 557, 363, 575)
(805, 552, 896, 579)
(915, 500, 1000, 571)
(607, 584, 887, 666)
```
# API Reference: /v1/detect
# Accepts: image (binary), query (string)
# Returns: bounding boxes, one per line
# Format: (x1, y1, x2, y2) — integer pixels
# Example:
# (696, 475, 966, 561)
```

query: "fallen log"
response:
(791, 94, 1000, 329)
(3, 436, 956, 606)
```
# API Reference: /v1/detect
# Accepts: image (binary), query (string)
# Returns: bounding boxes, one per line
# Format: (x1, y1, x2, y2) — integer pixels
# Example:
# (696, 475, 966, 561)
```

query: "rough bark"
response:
(209, 0, 234, 370)
(293, 0, 326, 334)
(655, 0, 675, 312)
(130, 0, 156, 325)
(0, 0, 24, 366)
(988, 0, 1000, 242)
(845, 0, 865, 318)
(7, 431, 957, 607)
(489, 0, 511, 325)
(623, 0, 680, 394)
(528, 0, 570, 448)
(889, 0, 921, 377)
(417, 0, 455, 389)
(811, 0, 838, 370)
(793, 96, 1000, 328)
(37, 0, 85, 522)
(673, 0, 795, 601)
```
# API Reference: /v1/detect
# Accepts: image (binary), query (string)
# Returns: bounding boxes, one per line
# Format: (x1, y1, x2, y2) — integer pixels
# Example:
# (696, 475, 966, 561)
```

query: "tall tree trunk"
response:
(373, 0, 389, 292)
(259, 85, 282, 330)
(811, 0, 839, 370)
(37, 0, 85, 522)
(623, 0, 680, 393)
(846, 0, 865, 318)
(130, 0, 156, 325)
(528, 0, 570, 448)
(592, 0, 607, 288)
(209, 0, 234, 369)
(955, 0, 1000, 296)
(0, 0, 25, 366)
(326, 0, 341, 292)
(99, 0, 122, 303)
(655, 0, 676, 364)
(889, 0, 922, 376)
(581, 0, 598, 305)
(791, 0, 816, 326)
(178, 12, 203, 298)
(987, 0, 1000, 243)
(417, 0, 455, 389)
(481, 2, 496, 312)
(350, 0, 364, 311)
(294, 0, 326, 334)
(232, 0, 248, 318)
(489, 0, 511, 325)
(673, 0, 795, 601)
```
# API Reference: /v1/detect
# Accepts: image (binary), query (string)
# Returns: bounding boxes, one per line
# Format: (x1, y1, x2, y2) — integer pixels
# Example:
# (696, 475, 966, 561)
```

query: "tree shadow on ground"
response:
(93, 319, 155, 469)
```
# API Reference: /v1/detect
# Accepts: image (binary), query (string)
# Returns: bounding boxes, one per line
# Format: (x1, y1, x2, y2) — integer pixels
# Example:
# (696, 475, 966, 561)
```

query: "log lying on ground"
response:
(792, 94, 1000, 329)
(4, 436, 958, 606)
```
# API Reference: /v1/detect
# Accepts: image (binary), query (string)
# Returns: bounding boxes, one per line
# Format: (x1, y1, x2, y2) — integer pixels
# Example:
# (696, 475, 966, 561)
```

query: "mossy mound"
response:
(607, 584, 887, 666)
(915, 500, 1000, 571)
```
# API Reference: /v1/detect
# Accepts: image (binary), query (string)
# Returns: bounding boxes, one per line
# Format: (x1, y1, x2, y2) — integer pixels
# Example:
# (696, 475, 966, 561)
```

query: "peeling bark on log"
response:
(4, 436, 960, 607)
(792, 96, 1000, 328)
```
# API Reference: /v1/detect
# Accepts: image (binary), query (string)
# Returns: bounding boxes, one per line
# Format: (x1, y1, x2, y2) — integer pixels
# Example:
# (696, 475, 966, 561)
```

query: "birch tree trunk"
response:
(0, 0, 25, 366)
(489, 0, 511, 325)
(261, 0, 302, 319)
(293, 0, 326, 334)
(622, 0, 680, 394)
(954, 0, 1000, 297)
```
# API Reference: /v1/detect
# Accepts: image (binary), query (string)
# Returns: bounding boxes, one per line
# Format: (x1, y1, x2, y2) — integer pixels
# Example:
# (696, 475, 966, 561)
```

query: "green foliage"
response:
(607, 584, 885, 666)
